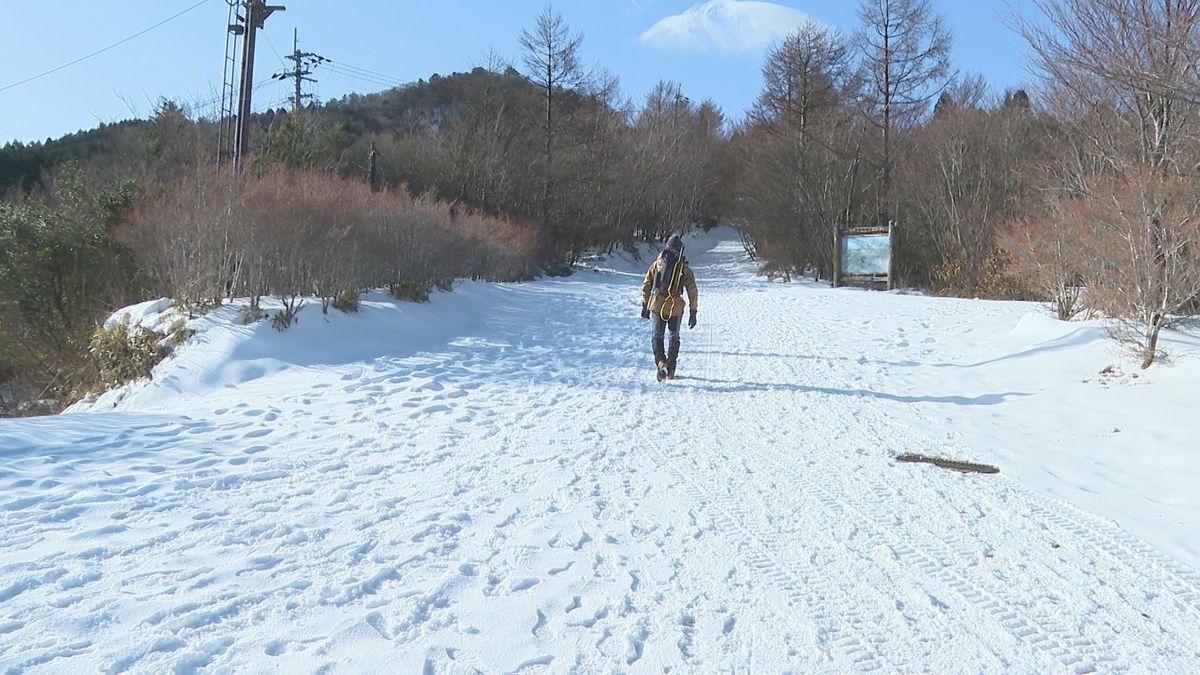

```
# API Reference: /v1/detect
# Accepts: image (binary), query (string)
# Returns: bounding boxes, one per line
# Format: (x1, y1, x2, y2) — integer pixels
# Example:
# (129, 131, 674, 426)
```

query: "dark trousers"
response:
(652, 314, 682, 372)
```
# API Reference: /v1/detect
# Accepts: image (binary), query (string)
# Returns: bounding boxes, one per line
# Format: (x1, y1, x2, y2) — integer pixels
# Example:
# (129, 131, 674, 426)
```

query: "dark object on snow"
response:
(896, 453, 999, 474)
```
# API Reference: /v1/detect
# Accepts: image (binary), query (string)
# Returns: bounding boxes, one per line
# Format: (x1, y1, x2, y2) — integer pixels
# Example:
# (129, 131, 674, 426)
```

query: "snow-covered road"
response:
(2, 230, 1199, 672)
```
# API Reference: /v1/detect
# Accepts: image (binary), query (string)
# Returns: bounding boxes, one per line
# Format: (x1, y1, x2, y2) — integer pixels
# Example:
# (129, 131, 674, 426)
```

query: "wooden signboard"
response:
(833, 222, 896, 290)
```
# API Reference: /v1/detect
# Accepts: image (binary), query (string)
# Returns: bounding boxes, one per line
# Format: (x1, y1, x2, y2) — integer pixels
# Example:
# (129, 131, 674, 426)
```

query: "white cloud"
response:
(639, 0, 820, 54)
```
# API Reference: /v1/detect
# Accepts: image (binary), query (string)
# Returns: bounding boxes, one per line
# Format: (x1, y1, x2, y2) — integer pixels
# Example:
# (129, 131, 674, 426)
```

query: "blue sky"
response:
(0, 0, 1041, 145)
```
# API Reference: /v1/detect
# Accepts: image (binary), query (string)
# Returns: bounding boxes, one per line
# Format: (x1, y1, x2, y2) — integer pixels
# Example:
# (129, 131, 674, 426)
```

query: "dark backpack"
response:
(651, 249, 684, 296)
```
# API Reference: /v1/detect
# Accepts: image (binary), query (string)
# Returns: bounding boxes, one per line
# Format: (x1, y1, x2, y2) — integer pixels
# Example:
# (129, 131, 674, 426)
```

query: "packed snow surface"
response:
(2, 228, 1199, 672)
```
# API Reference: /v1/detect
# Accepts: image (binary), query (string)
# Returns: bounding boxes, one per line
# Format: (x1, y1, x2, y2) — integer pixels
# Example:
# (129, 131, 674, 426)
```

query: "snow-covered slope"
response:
(2, 228, 1199, 672)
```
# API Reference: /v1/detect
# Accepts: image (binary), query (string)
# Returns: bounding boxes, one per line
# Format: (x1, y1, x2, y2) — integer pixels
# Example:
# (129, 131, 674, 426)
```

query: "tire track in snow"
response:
(721, 323, 1200, 674)
(681, 282, 1141, 672)
(1023, 492, 1200, 622)
(661, 400, 1075, 672)
(839, 472, 1123, 673)
(711, 391, 1132, 673)
(640, 439, 892, 672)
(818, 322, 1200, 640)
(815, 354, 1200, 668)
(855, 458, 1200, 669)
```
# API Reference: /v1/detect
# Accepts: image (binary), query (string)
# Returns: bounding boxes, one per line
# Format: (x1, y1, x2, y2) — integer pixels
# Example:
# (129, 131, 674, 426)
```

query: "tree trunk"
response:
(1142, 312, 1163, 368)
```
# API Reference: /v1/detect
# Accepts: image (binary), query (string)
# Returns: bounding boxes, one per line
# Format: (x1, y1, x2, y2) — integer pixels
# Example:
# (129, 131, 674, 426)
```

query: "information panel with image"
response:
(841, 233, 891, 276)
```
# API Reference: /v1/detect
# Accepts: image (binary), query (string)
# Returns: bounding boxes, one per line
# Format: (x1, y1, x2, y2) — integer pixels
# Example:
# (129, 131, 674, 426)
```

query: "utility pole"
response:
(229, 0, 285, 171)
(368, 142, 378, 191)
(273, 29, 327, 114)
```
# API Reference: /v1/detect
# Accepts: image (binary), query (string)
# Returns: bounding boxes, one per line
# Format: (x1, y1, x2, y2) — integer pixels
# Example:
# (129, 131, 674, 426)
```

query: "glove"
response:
(688, 311, 697, 329)
(641, 304, 650, 320)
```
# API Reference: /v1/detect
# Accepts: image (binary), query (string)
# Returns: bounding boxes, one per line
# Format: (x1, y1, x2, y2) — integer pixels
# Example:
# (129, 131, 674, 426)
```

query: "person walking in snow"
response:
(641, 234, 698, 381)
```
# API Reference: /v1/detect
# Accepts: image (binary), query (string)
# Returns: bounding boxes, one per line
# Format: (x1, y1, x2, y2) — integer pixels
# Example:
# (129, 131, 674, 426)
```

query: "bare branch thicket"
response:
(1017, 0, 1200, 173)
(999, 205, 1088, 320)
(123, 168, 540, 326)
(442, 62, 530, 215)
(250, 175, 317, 326)
(121, 171, 238, 314)
(689, 100, 729, 227)
(899, 86, 1050, 294)
(936, 73, 990, 112)
(1076, 170, 1200, 367)
(627, 83, 726, 244)
(628, 81, 689, 242)
(554, 72, 633, 261)
(1013, 0, 1200, 364)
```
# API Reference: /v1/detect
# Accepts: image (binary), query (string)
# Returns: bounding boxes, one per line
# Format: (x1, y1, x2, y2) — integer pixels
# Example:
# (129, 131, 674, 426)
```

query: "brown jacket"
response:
(642, 255, 698, 319)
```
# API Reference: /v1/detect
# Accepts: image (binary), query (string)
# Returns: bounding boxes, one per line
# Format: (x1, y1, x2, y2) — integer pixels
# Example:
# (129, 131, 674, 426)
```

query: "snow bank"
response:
(102, 297, 174, 331)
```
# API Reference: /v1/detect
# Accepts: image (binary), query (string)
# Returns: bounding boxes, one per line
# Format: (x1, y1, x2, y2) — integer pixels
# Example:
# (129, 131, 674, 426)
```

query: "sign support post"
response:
(832, 225, 843, 288)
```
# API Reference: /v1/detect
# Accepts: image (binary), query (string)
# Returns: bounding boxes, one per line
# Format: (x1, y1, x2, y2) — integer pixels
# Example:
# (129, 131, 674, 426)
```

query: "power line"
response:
(327, 61, 401, 84)
(0, 77, 276, 155)
(326, 58, 405, 85)
(322, 62, 405, 89)
(326, 67, 396, 89)
(0, 0, 213, 94)
(310, 45, 404, 62)
(262, 33, 289, 68)
(308, 45, 410, 88)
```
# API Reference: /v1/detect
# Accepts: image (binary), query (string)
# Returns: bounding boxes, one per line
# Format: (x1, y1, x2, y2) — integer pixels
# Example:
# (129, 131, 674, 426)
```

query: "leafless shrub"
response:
(122, 167, 540, 327)
(121, 172, 238, 314)
(999, 206, 1087, 320)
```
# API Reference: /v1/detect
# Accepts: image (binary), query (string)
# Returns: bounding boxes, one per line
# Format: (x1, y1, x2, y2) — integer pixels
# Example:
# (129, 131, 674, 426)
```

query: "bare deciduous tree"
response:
(735, 23, 866, 280)
(628, 82, 724, 242)
(518, 5, 589, 245)
(899, 82, 1047, 293)
(1017, 0, 1200, 171)
(856, 0, 954, 223)
(1078, 170, 1200, 367)
(756, 23, 851, 145)
(1000, 206, 1087, 320)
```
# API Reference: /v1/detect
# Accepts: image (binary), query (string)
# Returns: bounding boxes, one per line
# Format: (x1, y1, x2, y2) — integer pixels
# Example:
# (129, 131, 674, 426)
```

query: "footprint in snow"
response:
(510, 577, 540, 592)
